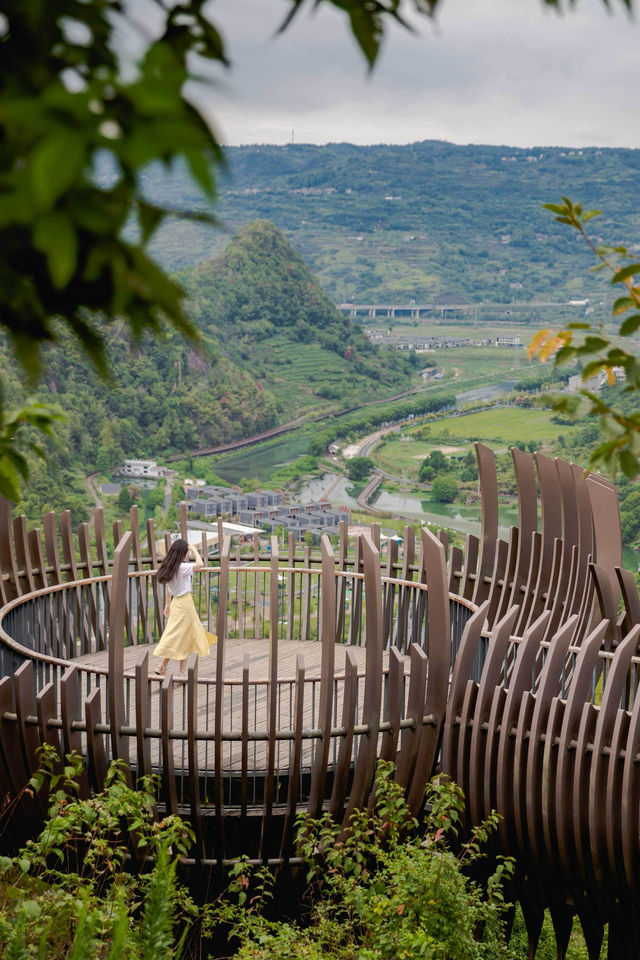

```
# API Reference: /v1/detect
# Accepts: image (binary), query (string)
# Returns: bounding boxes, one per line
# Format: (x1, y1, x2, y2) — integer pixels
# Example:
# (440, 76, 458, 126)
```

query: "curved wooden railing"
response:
(0, 526, 476, 867)
(2, 442, 640, 955)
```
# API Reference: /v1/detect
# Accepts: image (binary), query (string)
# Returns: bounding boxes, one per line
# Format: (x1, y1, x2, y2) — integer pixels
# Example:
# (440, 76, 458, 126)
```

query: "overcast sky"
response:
(191, 0, 640, 149)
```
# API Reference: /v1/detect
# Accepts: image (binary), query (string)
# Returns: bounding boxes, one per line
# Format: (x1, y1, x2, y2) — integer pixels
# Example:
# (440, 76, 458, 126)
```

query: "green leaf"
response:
(33, 212, 78, 288)
(554, 346, 576, 366)
(619, 314, 640, 336)
(619, 449, 639, 480)
(577, 336, 609, 355)
(29, 132, 86, 210)
(138, 201, 165, 244)
(21, 900, 42, 920)
(611, 263, 640, 284)
(613, 296, 636, 315)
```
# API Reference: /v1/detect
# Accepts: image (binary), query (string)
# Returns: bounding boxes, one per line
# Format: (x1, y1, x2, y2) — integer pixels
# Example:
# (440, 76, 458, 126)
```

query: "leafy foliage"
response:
(0, 399, 64, 501)
(431, 474, 459, 502)
(529, 197, 640, 477)
(346, 456, 375, 482)
(0, 0, 230, 380)
(0, 747, 196, 959)
(219, 763, 514, 959)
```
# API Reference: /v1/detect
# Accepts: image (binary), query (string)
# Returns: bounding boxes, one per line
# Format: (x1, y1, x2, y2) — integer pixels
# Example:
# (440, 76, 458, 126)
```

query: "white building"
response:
(121, 459, 170, 479)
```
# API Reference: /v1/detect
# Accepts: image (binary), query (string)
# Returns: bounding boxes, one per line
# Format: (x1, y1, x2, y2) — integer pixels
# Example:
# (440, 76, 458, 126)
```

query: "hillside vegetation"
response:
(184, 219, 420, 415)
(144, 141, 640, 307)
(3, 221, 419, 523)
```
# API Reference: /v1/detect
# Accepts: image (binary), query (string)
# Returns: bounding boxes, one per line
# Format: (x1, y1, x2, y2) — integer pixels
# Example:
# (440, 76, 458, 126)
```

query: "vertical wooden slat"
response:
(379, 646, 404, 764)
(93, 508, 110, 576)
(280, 654, 305, 865)
(336, 521, 349, 643)
(395, 643, 428, 789)
(407, 528, 452, 813)
(329, 648, 358, 819)
(307, 535, 336, 817)
(214, 535, 230, 863)
(506, 448, 538, 617)
(495, 611, 550, 854)
(35, 682, 62, 755)
(349, 536, 363, 646)
(301, 543, 311, 642)
(28, 528, 47, 592)
(472, 442, 498, 605)
(129, 505, 148, 644)
(491, 527, 519, 629)
(0, 496, 20, 602)
(187, 653, 205, 866)
(393, 527, 414, 652)
(448, 544, 464, 595)
(147, 517, 163, 639)
(112, 519, 123, 549)
(546, 621, 607, 883)
(589, 627, 639, 890)
(259, 535, 280, 859)
(59, 510, 78, 582)
(514, 530, 541, 636)
(161, 674, 178, 815)
(108, 531, 132, 770)
(0, 676, 34, 833)
(441, 599, 494, 791)
(241, 655, 250, 819)
(287, 532, 296, 638)
(383, 537, 398, 648)
(521, 615, 577, 869)
(13, 515, 35, 594)
(78, 522, 100, 653)
(13, 662, 43, 797)
(43, 511, 62, 586)
(460, 533, 479, 601)
(135, 652, 152, 781)
(60, 665, 90, 797)
(85, 687, 107, 793)
(342, 534, 383, 824)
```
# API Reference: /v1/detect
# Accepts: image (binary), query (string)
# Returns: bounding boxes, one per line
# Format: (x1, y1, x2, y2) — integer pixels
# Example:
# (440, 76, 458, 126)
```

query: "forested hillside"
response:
(143, 140, 640, 306)
(184, 220, 420, 412)
(3, 221, 418, 522)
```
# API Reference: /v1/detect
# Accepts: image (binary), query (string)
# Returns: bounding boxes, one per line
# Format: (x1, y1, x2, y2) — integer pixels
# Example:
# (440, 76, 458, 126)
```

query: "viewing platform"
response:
(2, 442, 640, 954)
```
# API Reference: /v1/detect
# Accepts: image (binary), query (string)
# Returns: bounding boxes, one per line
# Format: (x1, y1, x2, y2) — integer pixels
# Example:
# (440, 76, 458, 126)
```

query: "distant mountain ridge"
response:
(143, 140, 640, 306)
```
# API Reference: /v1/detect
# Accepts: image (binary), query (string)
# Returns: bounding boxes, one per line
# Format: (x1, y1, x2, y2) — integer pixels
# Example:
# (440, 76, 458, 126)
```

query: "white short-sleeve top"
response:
(168, 562, 195, 598)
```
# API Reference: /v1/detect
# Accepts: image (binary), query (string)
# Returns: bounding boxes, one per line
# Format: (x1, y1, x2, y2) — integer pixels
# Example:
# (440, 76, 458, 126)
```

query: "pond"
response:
(211, 432, 312, 484)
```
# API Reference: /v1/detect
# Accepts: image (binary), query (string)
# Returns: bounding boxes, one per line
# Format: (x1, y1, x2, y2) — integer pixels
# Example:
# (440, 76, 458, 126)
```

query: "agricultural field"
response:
(423, 407, 580, 445)
(372, 406, 579, 478)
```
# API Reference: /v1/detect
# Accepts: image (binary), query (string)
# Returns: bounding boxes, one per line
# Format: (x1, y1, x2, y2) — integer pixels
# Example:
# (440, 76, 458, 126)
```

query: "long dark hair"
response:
(157, 538, 190, 584)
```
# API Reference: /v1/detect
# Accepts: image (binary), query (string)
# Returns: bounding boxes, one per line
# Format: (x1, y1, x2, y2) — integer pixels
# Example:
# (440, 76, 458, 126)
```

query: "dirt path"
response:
(85, 473, 103, 509)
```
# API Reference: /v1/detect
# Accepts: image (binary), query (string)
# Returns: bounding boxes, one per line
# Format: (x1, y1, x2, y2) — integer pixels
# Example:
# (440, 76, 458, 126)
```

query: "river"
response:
(293, 473, 639, 571)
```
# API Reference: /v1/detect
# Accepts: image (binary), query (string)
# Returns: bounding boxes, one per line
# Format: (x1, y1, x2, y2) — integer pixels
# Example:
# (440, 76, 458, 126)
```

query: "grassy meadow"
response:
(372, 407, 579, 477)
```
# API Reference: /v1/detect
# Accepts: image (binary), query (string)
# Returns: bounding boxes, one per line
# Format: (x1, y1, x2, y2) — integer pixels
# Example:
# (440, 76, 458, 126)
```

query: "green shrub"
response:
(431, 474, 459, 502)
(220, 763, 515, 959)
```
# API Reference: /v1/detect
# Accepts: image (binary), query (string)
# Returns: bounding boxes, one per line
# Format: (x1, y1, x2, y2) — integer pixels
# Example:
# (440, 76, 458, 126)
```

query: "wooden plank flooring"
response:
(72, 639, 410, 779)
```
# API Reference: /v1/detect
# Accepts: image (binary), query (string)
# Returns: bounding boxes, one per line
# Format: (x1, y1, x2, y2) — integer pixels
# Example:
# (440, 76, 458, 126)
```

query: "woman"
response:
(153, 538, 216, 675)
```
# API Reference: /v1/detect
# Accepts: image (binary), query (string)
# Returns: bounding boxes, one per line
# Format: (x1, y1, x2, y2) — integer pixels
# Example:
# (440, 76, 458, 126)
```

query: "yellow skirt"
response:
(154, 593, 217, 661)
